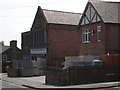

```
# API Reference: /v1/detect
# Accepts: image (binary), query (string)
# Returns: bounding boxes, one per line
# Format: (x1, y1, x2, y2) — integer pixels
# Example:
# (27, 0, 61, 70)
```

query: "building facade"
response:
(22, 1, 120, 68)
(78, 1, 120, 56)
(0, 40, 21, 72)
(22, 7, 82, 67)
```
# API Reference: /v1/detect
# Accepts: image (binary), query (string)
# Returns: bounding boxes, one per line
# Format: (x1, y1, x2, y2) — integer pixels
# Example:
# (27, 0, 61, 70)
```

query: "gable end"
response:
(78, 2, 103, 28)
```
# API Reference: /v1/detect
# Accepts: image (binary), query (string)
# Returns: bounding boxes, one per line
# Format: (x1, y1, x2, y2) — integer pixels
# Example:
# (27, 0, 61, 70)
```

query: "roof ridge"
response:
(90, 0, 120, 3)
(3, 46, 10, 47)
(43, 9, 82, 15)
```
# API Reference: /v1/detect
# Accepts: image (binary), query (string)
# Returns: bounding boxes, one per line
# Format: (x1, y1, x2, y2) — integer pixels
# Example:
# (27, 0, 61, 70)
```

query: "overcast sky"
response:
(0, 0, 119, 48)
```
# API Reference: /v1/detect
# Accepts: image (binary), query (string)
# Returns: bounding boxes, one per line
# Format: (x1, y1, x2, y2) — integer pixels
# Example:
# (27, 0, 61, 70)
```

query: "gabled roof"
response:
(43, 9, 82, 25)
(22, 31, 31, 35)
(0, 46, 10, 54)
(91, 1, 120, 24)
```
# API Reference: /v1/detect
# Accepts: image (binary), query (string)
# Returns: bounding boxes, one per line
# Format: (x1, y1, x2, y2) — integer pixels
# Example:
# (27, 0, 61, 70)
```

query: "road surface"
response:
(0, 80, 30, 89)
(95, 87, 120, 90)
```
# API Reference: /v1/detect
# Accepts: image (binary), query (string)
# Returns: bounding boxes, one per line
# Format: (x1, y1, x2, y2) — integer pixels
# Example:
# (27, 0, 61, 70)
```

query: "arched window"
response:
(97, 26, 101, 41)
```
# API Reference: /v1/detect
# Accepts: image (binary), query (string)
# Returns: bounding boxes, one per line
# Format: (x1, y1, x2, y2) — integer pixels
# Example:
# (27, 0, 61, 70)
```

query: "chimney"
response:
(10, 40, 17, 47)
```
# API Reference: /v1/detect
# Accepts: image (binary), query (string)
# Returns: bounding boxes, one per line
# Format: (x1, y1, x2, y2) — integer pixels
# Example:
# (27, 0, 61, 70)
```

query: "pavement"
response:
(0, 73, 120, 89)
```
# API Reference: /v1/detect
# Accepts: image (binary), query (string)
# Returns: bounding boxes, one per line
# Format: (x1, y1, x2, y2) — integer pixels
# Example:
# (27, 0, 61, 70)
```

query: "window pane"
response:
(97, 26, 101, 41)
(3, 55, 7, 60)
(85, 34, 87, 41)
(88, 33, 90, 41)
(82, 33, 84, 42)
(32, 34, 35, 46)
(97, 31, 101, 41)
(82, 28, 90, 42)
(44, 30, 47, 43)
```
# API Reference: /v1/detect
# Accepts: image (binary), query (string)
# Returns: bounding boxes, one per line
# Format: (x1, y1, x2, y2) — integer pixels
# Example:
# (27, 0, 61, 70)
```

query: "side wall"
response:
(119, 24, 120, 53)
(21, 31, 31, 59)
(105, 24, 120, 54)
(47, 24, 80, 67)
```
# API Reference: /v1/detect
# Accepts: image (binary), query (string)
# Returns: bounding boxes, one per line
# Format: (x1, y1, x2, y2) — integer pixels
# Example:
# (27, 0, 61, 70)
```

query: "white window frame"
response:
(82, 28, 91, 43)
(97, 26, 101, 42)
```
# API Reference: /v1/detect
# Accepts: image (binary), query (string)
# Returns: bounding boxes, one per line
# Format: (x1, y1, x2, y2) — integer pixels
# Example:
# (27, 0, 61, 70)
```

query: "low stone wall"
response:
(46, 67, 69, 86)
(46, 66, 120, 86)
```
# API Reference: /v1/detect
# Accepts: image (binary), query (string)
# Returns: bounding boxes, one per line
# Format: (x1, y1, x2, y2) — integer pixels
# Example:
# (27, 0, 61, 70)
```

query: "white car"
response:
(92, 60, 103, 66)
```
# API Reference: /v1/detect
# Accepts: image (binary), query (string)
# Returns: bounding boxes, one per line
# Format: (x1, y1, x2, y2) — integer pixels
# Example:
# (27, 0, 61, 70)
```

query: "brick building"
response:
(22, 6, 82, 67)
(78, 1, 120, 56)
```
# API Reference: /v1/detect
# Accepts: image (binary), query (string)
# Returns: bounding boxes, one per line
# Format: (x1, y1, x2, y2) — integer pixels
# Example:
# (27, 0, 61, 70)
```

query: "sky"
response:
(0, 0, 119, 48)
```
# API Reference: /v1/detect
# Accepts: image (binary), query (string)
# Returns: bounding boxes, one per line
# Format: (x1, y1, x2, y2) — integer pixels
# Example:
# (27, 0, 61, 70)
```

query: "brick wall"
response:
(105, 24, 120, 54)
(21, 31, 31, 56)
(47, 24, 80, 67)
(79, 22, 106, 55)
(31, 7, 47, 30)
(79, 22, 120, 55)
(119, 25, 120, 53)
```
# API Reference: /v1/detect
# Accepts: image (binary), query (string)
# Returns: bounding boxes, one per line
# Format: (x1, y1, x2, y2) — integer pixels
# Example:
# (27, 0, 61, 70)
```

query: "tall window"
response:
(32, 34, 35, 46)
(36, 33, 38, 45)
(44, 30, 47, 43)
(37, 32, 41, 45)
(32, 31, 43, 46)
(97, 26, 101, 41)
(82, 28, 91, 43)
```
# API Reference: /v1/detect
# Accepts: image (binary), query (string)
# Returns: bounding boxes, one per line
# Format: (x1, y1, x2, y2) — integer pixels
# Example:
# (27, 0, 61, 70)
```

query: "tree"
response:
(0, 41, 4, 46)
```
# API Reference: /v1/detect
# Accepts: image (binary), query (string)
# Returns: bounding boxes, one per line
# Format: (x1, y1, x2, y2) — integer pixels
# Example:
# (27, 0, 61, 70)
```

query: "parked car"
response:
(92, 60, 103, 66)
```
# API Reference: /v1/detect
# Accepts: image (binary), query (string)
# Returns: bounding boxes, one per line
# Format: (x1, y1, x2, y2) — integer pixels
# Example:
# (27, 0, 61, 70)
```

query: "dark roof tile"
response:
(43, 9, 82, 25)
(91, 1, 120, 23)
(0, 46, 10, 54)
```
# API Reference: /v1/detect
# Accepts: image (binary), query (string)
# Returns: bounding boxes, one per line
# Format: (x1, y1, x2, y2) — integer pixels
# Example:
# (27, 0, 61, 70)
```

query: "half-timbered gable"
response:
(80, 2, 102, 26)
(79, 1, 120, 26)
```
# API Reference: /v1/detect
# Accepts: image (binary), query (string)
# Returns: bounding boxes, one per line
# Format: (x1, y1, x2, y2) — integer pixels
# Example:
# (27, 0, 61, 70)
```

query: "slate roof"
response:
(43, 9, 82, 25)
(91, 1, 120, 24)
(0, 46, 10, 54)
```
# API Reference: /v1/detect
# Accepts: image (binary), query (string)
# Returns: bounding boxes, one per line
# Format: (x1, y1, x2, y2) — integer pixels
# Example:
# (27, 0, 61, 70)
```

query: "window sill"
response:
(97, 40, 101, 42)
(82, 41, 90, 44)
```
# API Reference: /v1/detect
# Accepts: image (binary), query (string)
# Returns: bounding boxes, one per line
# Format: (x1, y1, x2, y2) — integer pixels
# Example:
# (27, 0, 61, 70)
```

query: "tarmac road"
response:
(1, 73, 119, 89)
(0, 80, 29, 90)
(94, 86, 120, 90)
